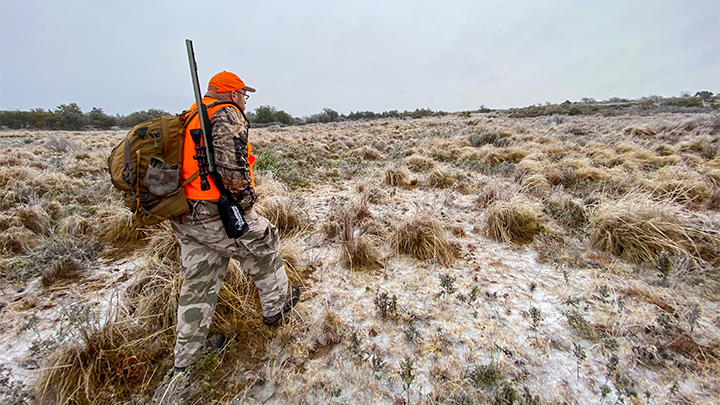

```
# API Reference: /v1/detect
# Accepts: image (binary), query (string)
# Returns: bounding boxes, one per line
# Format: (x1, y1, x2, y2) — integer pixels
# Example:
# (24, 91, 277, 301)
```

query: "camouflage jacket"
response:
(179, 93, 257, 224)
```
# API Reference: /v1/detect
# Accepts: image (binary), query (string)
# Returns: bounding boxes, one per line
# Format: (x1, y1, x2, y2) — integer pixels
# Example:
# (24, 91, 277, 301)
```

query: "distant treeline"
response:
(0, 103, 450, 130)
(0, 104, 171, 130)
(1, 91, 717, 130)
(507, 91, 718, 118)
(246, 106, 457, 127)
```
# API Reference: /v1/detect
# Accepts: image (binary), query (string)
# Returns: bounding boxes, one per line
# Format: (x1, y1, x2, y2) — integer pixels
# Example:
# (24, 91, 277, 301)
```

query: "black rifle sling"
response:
(192, 100, 250, 239)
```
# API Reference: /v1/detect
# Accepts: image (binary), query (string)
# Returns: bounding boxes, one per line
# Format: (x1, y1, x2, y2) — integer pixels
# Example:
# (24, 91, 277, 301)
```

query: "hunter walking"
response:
(153, 70, 300, 403)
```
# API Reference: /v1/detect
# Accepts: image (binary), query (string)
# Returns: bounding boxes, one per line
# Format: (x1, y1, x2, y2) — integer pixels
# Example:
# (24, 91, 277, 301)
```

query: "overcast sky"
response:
(1, 0, 718, 117)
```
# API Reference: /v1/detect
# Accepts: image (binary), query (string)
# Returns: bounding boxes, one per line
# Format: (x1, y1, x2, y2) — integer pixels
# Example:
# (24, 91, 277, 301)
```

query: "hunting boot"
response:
(263, 285, 300, 326)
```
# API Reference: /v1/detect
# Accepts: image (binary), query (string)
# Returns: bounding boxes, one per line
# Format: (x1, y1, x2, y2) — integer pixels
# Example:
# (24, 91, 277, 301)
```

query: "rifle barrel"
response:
(185, 39, 214, 172)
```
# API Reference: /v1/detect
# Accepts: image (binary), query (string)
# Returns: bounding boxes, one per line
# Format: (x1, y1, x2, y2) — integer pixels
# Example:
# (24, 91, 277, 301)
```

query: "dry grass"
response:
(543, 191, 587, 229)
(40, 256, 84, 287)
(328, 196, 385, 271)
(341, 233, 384, 271)
(4, 113, 720, 404)
(474, 180, 518, 210)
(423, 165, 457, 189)
(483, 197, 544, 245)
(589, 192, 719, 264)
(0, 226, 37, 255)
(519, 174, 551, 196)
(404, 154, 436, 172)
(254, 174, 308, 237)
(36, 317, 171, 404)
(56, 214, 96, 239)
(36, 259, 180, 403)
(143, 222, 181, 263)
(384, 164, 412, 187)
(13, 205, 51, 235)
(95, 201, 141, 248)
(392, 213, 457, 265)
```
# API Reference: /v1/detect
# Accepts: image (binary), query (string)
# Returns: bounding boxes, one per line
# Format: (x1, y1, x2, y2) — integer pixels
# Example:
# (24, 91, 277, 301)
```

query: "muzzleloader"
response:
(185, 39, 249, 238)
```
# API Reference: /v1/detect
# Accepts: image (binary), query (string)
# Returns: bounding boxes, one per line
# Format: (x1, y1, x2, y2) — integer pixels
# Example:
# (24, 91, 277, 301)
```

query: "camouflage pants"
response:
(170, 210, 289, 369)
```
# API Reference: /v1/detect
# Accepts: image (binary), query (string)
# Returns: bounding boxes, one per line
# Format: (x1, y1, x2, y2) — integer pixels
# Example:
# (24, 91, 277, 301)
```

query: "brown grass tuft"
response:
(36, 316, 172, 404)
(41, 256, 84, 287)
(519, 174, 551, 196)
(95, 201, 141, 248)
(589, 192, 719, 264)
(125, 257, 182, 332)
(280, 235, 306, 272)
(144, 222, 181, 263)
(384, 165, 412, 187)
(212, 260, 271, 358)
(254, 175, 307, 237)
(341, 233, 383, 271)
(0, 226, 38, 254)
(37, 257, 182, 404)
(404, 154, 436, 172)
(0, 212, 22, 232)
(14, 204, 51, 235)
(424, 166, 457, 189)
(543, 192, 587, 228)
(623, 126, 657, 137)
(56, 214, 96, 238)
(392, 213, 457, 265)
(483, 197, 544, 245)
(474, 181, 519, 210)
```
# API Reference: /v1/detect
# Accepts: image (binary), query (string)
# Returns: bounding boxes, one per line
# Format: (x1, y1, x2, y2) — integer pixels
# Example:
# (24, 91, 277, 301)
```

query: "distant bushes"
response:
(3, 91, 715, 131)
(0, 104, 170, 130)
(508, 93, 718, 118)
(248, 106, 448, 127)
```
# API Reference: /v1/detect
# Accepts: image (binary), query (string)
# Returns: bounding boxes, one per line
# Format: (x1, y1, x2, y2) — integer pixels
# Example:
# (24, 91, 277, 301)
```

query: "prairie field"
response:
(1, 110, 719, 404)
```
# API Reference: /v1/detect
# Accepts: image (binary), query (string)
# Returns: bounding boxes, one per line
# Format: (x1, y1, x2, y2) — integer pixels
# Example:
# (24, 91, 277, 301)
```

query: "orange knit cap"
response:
(207, 71, 256, 93)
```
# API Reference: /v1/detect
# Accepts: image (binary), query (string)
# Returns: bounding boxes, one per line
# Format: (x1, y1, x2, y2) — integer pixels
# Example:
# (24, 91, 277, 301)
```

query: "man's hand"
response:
(221, 175, 250, 192)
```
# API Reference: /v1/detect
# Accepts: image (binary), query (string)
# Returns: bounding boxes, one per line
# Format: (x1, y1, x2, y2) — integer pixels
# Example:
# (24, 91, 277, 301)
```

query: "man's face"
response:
(232, 90, 247, 112)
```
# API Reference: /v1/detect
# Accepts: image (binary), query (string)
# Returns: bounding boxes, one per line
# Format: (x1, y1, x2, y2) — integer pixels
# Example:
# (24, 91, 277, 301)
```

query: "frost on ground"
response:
(232, 185, 720, 405)
(1, 111, 719, 404)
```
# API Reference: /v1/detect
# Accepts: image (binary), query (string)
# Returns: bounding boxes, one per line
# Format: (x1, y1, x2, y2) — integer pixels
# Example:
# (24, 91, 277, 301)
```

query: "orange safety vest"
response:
(181, 97, 256, 200)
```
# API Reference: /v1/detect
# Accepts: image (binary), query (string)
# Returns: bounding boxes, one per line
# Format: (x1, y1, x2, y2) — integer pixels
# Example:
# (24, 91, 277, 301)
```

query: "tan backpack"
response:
(108, 113, 197, 226)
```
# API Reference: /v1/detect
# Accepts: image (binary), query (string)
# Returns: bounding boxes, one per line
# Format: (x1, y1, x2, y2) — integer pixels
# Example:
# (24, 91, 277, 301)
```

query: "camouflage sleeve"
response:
(210, 106, 257, 211)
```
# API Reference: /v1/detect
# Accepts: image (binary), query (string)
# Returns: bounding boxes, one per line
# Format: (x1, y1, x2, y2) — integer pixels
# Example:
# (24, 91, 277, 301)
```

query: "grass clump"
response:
(36, 314, 172, 404)
(341, 233, 383, 271)
(331, 196, 384, 271)
(143, 222, 181, 263)
(0, 226, 38, 255)
(589, 192, 719, 264)
(404, 154, 436, 172)
(384, 165, 412, 187)
(255, 173, 307, 237)
(5, 235, 98, 285)
(13, 205, 52, 235)
(474, 181, 518, 210)
(392, 213, 457, 265)
(483, 197, 544, 245)
(543, 192, 587, 228)
(424, 166, 457, 189)
(468, 130, 512, 148)
(124, 257, 182, 331)
(519, 174, 551, 196)
(95, 201, 141, 248)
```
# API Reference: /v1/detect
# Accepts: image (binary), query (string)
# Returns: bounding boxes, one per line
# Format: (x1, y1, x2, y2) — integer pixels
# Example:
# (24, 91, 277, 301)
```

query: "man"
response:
(170, 71, 300, 373)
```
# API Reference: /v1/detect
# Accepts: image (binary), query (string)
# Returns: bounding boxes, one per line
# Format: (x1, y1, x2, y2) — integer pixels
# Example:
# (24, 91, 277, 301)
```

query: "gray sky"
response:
(1, 0, 718, 117)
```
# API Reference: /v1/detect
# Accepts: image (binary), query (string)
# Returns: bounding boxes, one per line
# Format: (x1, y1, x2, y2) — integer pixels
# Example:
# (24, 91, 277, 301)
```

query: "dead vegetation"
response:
(589, 192, 719, 264)
(483, 197, 545, 245)
(392, 213, 458, 265)
(2, 110, 720, 404)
